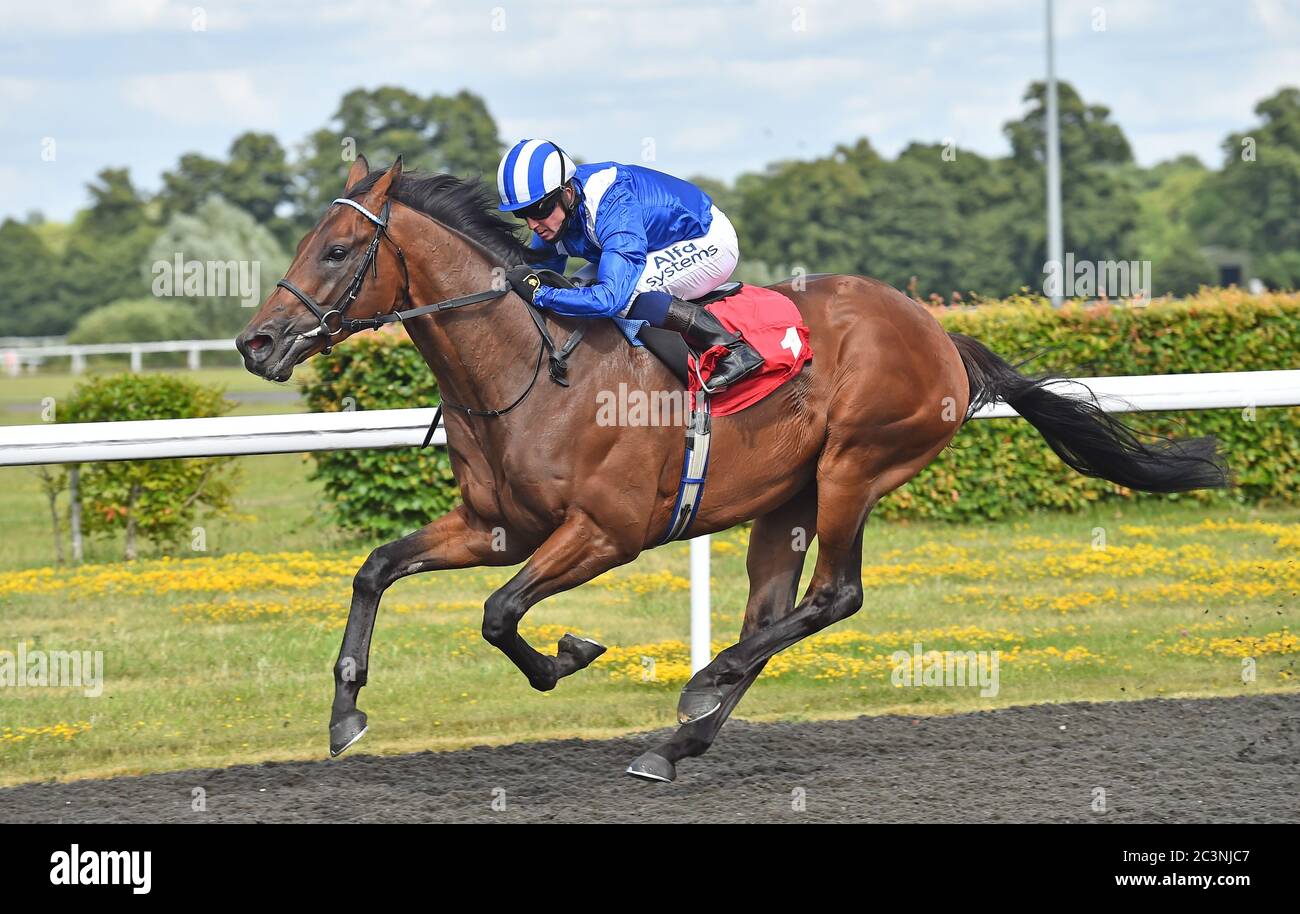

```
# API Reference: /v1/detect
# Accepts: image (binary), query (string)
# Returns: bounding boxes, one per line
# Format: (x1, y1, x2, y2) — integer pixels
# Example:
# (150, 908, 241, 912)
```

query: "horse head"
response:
(236, 154, 408, 381)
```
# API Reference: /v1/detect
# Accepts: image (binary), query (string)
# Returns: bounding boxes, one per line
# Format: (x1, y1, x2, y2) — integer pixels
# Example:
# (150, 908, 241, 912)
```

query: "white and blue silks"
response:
(510, 161, 718, 347)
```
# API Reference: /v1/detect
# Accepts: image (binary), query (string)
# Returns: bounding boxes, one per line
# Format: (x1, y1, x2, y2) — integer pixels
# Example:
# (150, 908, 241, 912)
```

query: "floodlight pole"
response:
(1045, 0, 1065, 306)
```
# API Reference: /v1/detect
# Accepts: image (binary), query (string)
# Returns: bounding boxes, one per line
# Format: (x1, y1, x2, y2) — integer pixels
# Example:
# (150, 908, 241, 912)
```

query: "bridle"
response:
(275, 197, 413, 355)
(274, 195, 584, 439)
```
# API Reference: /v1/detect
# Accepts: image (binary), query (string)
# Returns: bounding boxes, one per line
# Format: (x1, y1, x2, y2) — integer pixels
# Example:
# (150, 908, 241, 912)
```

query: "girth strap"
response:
(659, 394, 713, 544)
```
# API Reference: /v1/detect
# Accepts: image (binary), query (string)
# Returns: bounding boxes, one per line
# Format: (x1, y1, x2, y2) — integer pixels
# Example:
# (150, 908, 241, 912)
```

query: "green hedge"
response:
(301, 290, 1300, 536)
(62, 374, 239, 556)
(882, 288, 1300, 521)
(300, 331, 458, 539)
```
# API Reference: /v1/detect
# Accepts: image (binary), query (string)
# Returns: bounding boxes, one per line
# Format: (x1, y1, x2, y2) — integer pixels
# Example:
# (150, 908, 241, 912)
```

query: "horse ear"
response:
(344, 154, 371, 193)
(367, 155, 403, 200)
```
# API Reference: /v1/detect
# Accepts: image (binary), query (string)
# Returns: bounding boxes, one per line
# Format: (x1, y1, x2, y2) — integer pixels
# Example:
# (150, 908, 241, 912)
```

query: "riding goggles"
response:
(512, 188, 563, 222)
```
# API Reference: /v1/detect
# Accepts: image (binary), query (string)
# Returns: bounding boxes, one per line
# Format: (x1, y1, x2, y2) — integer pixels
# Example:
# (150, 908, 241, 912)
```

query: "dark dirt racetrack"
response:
(2, 693, 1296, 823)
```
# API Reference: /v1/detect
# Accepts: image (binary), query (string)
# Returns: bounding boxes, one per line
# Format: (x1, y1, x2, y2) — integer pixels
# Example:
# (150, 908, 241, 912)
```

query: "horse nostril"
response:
(238, 333, 275, 361)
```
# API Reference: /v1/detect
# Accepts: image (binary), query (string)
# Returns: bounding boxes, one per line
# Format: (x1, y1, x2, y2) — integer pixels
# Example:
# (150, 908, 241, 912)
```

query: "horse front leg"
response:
(480, 509, 637, 692)
(330, 505, 528, 756)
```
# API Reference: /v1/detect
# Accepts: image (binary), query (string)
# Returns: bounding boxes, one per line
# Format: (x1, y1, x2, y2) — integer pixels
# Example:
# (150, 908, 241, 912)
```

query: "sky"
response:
(1, 0, 1298, 223)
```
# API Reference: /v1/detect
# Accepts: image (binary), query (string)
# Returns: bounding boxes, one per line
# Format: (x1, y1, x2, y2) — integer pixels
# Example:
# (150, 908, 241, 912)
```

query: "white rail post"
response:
(188, 346, 201, 371)
(70, 350, 85, 375)
(130, 346, 142, 373)
(690, 534, 711, 673)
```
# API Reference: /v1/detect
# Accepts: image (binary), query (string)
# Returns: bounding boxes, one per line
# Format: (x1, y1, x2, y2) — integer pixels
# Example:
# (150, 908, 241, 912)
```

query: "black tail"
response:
(949, 332, 1231, 493)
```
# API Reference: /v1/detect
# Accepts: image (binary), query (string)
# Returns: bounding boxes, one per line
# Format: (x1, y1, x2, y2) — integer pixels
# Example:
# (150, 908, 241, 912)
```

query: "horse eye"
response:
(325, 246, 347, 262)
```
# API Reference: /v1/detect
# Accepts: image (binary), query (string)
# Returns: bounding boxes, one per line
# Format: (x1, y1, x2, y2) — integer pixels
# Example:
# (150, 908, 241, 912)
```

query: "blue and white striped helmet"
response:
(497, 139, 576, 212)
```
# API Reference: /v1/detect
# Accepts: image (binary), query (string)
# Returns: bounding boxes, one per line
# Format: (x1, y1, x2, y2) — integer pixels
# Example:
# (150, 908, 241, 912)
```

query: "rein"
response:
(277, 197, 584, 441)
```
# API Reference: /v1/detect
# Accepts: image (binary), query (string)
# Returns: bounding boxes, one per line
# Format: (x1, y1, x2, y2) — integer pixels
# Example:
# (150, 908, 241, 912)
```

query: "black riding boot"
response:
(663, 297, 765, 391)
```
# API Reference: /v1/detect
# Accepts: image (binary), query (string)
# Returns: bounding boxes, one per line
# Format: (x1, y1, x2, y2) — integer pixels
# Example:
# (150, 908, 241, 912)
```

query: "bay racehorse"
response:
(236, 156, 1229, 782)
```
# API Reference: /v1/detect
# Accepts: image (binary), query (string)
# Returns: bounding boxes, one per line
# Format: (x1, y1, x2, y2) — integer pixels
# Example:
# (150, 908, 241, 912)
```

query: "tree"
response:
(49, 168, 159, 327)
(144, 195, 289, 337)
(82, 167, 149, 236)
(0, 219, 61, 331)
(1000, 81, 1140, 289)
(730, 136, 1030, 299)
(224, 132, 293, 222)
(857, 143, 1024, 299)
(429, 90, 510, 178)
(1189, 87, 1300, 277)
(1133, 156, 1216, 296)
(52, 229, 158, 329)
(158, 152, 228, 221)
(1146, 229, 1217, 297)
(1256, 251, 1300, 290)
(158, 132, 293, 225)
(59, 374, 239, 561)
(1005, 81, 1133, 170)
(67, 297, 204, 344)
(293, 86, 505, 227)
(734, 140, 879, 278)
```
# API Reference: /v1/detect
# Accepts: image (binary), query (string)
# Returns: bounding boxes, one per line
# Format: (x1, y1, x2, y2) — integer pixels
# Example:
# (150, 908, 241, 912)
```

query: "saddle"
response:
(529, 273, 812, 543)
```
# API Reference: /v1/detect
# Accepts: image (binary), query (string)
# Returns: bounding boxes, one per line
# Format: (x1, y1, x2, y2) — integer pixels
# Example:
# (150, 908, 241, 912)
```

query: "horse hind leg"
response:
(671, 395, 962, 726)
(627, 486, 817, 783)
(675, 447, 882, 728)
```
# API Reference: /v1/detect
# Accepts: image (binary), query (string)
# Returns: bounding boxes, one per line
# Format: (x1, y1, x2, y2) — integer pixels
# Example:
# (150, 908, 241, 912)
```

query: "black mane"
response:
(347, 169, 543, 265)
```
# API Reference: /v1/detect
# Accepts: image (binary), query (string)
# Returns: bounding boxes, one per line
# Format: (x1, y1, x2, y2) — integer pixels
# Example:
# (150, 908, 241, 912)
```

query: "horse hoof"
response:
(677, 687, 723, 724)
(329, 710, 368, 757)
(626, 751, 676, 783)
(557, 632, 607, 670)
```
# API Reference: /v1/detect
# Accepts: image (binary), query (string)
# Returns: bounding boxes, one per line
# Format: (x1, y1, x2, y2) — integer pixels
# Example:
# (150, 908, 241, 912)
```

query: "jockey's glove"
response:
(505, 265, 542, 304)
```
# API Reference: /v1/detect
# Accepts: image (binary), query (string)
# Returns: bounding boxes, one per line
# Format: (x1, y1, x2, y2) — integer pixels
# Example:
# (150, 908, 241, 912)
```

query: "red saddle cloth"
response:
(689, 285, 813, 417)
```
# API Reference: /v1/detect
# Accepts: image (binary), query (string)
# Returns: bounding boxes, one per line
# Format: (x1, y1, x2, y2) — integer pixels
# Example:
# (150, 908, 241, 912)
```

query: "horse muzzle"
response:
(235, 319, 317, 382)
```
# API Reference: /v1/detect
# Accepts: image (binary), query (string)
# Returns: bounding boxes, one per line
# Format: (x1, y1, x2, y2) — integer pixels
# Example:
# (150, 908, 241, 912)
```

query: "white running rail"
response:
(3, 369, 1298, 673)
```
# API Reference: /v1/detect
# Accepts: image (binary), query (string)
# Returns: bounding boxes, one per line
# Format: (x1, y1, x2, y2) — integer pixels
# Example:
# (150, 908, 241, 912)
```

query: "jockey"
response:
(497, 139, 764, 391)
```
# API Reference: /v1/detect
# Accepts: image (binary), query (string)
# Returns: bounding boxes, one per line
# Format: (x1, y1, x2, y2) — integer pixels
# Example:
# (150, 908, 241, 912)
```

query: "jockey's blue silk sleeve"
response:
(526, 234, 568, 274)
(533, 184, 648, 318)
